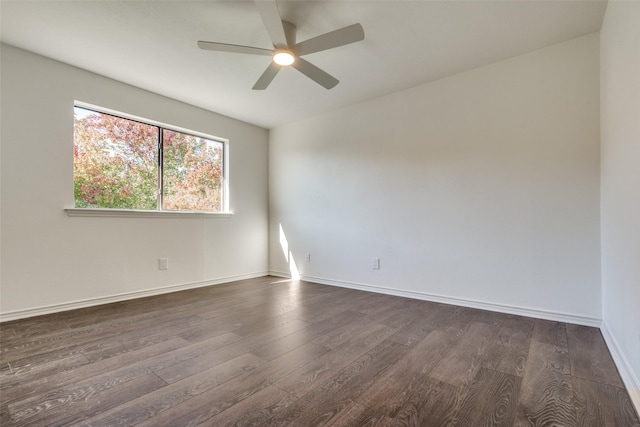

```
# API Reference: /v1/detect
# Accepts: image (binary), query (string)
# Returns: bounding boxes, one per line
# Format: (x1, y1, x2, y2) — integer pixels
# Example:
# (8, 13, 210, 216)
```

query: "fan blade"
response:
(254, 0, 288, 48)
(293, 23, 364, 56)
(198, 41, 273, 56)
(292, 57, 339, 89)
(253, 62, 281, 90)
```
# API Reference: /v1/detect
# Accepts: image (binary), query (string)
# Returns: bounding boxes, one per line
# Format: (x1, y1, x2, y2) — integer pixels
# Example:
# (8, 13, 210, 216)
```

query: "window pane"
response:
(162, 129, 223, 212)
(73, 107, 158, 209)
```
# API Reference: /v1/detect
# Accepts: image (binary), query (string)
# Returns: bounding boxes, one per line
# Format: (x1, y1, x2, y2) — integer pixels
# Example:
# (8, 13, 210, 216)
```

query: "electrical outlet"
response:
(372, 257, 380, 270)
(159, 258, 169, 270)
(305, 253, 311, 262)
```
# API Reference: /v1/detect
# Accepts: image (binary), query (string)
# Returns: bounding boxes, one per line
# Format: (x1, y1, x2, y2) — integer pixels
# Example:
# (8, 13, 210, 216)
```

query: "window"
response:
(73, 105, 226, 213)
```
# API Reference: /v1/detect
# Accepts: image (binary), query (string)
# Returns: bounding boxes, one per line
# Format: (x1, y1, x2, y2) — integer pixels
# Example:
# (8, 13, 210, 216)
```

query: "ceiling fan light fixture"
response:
(198, 0, 364, 89)
(273, 50, 295, 66)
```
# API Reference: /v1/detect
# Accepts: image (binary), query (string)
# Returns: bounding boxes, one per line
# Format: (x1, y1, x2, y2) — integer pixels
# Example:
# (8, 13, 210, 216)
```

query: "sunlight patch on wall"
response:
(289, 251, 300, 280)
(279, 223, 289, 263)
(279, 223, 300, 280)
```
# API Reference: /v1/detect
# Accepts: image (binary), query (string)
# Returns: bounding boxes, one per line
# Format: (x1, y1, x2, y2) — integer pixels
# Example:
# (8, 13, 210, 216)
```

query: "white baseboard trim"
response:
(268, 270, 292, 279)
(268, 271, 602, 327)
(0, 271, 270, 322)
(601, 322, 640, 415)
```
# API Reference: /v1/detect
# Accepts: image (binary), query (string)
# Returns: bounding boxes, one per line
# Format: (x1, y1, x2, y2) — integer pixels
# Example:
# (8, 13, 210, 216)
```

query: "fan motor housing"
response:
(282, 21, 296, 46)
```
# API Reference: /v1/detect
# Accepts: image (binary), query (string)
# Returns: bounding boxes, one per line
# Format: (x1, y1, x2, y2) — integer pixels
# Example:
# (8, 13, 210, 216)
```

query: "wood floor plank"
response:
(9, 373, 167, 427)
(239, 316, 311, 339)
(500, 314, 535, 339)
(200, 386, 297, 427)
(9, 332, 248, 418)
(2, 337, 189, 406)
(194, 299, 268, 321)
(573, 377, 640, 426)
(455, 368, 522, 427)
(175, 316, 250, 343)
(233, 310, 311, 337)
(430, 305, 478, 337)
(428, 321, 497, 387)
(352, 291, 414, 312)
(312, 315, 386, 349)
(296, 293, 379, 324)
(1, 316, 69, 341)
(514, 340, 576, 427)
(566, 324, 623, 387)
(0, 351, 90, 390)
(1, 277, 636, 426)
(133, 342, 329, 427)
(352, 297, 397, 316)
(377, 308, 420, 329)
(78, 353, 266, 427)
(78, 314, 214, 362)
(531, 319, 568, 348)
(0, 313, 203, 364)
(473, 309, 508, 328)
(60, 294, 224, 329)
(383, 378, 464, 427)
(277, 323, 395, 398)
(153, 333, 257, 384)
(264, 340, 408, 426)
(154, 318, 310, 384)
(0, 362, 11, 375)
(250, 310, 365, 361)
(482, 325, 530, 378)
(355, 330, 456, 418)
(324, 401, 372, 426)
(387, 310, 440, 346)
(1, 300, 202, 346)
(6, 333, 239, 419)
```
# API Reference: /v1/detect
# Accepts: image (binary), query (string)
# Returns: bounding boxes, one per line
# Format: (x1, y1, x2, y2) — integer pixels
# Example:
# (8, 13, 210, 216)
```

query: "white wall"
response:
(0, 44, 269, 319)
(269, 34, 601, 323)
(600, 1, 640, 408)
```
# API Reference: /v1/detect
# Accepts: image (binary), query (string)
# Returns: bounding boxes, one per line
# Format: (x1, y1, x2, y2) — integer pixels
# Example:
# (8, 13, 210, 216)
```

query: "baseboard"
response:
(268, 271, 602, 327)
(601, 322, 640, 415)
(0, 271, 270, 322)
(268, 270, 292, 279)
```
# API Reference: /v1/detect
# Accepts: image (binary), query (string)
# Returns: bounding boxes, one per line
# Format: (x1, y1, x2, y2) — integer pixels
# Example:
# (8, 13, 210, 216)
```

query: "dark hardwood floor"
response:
(1, 276, 638, 426)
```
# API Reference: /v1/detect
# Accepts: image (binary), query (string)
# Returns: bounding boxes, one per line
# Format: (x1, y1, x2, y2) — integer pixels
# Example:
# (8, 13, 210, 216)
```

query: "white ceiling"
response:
(1, 0, 607, 129)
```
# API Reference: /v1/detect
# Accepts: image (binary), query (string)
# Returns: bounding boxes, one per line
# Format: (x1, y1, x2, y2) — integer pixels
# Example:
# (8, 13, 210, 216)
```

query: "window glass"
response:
(73, 105, 226, 212)
(74, 107, 158, 209)
(162, 129, 224, 212)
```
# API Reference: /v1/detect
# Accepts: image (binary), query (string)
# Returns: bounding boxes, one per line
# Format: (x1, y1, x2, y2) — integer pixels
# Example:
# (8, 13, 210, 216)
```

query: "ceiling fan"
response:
(197, 0, 365, 90)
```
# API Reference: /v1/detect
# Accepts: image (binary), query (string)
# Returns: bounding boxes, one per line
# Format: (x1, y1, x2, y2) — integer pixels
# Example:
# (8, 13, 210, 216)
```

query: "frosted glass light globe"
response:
(273, 50, 295, 66)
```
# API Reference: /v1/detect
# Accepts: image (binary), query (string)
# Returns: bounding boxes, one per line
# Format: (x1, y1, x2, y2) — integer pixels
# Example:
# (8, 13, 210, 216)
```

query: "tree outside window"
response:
(73, 106, 225, 212)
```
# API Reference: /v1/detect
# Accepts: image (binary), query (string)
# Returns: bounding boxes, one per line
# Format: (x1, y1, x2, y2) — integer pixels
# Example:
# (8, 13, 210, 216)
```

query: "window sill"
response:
(65, 208, 234, 219)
